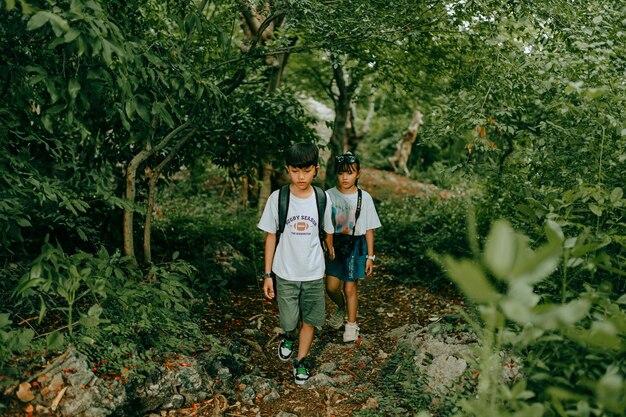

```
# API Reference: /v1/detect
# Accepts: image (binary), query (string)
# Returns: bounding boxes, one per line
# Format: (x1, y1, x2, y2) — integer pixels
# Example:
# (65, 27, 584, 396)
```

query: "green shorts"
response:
(276, 276, 325, 331)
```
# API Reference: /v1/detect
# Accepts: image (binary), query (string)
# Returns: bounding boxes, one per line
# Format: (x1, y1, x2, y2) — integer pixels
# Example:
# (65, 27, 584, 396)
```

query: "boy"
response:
(257, 142, 334, 385)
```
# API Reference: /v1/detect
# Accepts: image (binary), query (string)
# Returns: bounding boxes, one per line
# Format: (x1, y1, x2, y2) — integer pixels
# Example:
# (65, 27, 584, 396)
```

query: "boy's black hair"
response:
(335, 151, 361, 175)
(284, 142, 319, 168)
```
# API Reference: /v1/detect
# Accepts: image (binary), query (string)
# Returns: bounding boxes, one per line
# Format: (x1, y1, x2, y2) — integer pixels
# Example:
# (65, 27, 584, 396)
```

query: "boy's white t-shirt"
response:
(258, 188, 334, 281)
(327, 187, 381, 236)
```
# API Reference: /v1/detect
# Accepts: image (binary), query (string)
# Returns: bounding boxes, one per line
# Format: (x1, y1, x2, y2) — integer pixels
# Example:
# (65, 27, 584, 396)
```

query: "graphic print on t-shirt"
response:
(285, 214, 318, 236)
(332, 203, 355, 234)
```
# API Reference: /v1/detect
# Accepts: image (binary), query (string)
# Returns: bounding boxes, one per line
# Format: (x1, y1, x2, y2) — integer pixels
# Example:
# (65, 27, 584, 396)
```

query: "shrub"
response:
(151, 195, 263, 298)
(437, 219, 626, 417)
(377, 195, 472, 289)
(7, 243, 204, 387)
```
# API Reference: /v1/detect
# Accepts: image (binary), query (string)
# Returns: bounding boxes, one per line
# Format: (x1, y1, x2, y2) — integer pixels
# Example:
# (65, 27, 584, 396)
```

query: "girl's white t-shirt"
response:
(327, 187, 381, 236)
(258, 188, 334, 281)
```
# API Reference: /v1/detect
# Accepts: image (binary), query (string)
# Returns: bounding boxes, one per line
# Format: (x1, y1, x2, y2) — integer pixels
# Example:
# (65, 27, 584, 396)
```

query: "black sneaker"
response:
(278, 334, 295, 361)
(293, 358, 310, 385)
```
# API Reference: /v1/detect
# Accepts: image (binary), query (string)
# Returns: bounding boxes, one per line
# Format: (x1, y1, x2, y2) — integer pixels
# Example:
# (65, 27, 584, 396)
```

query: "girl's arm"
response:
(365, 229, 375, 276)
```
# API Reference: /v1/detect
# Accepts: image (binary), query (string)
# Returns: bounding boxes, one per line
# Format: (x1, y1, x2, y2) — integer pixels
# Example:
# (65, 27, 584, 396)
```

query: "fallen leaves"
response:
(16, 382, 35, 402)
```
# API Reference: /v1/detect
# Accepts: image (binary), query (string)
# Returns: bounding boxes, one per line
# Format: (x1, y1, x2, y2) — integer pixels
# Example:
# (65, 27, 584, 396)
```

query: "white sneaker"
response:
(328, 307, 346, 330)
(343, 322, 360, 343)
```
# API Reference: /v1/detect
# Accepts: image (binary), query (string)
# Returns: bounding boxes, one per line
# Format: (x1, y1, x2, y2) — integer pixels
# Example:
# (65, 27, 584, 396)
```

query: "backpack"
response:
(276, 184, 327, 249)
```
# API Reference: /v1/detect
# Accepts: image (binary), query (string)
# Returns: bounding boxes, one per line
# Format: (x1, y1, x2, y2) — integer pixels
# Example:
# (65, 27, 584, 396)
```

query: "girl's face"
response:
(336, 164, 360, 191)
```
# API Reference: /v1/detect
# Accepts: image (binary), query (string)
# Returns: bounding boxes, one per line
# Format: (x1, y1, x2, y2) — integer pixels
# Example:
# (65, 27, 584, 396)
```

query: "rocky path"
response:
(192, 265, 463, 417)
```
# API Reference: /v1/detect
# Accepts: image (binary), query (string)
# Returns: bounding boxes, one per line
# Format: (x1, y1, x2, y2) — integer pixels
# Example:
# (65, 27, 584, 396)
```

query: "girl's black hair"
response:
(284, 142, 319, 168)
(334, 151, 361, 175)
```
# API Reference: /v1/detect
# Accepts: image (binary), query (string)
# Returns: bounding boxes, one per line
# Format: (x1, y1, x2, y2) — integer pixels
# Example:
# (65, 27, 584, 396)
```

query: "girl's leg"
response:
(326, 275, 345, 309)
(344, 281, 358, 323)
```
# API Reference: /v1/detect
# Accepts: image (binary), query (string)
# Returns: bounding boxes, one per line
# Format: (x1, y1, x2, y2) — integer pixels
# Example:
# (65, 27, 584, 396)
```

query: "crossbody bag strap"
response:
(349, 188, 363, 237)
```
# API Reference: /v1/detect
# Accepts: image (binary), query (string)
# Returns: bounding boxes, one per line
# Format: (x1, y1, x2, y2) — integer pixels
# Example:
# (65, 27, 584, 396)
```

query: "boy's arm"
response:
(365, 229, 375, 276)
(263, 232, 277, 299)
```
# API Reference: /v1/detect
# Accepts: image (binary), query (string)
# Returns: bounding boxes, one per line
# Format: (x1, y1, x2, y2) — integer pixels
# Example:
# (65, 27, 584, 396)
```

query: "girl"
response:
(326, 152, 381, 342)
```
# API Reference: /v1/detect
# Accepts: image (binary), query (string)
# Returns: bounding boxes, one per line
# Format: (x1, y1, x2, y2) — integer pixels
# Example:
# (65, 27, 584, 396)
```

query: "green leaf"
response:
(16, 217, 32, 227)
(610, 187, 623, 204)
(48, 14, 70, 36)
(30, 263, 43, 279)
(80, 336, 96, 345)
(135, 100, 150, 122)
(617, 294, 626, 304)
(64, 29, 81, 43)
(443, 256, 500, 303)
(0, 313, 11, 328)
(483, 220, 517, 280)
(68, 78, 81, 99)
(27, 11, 51, 31)
(87, 304, 102, 317)
(46, 331, 65, 350)
(101, 39, 113, 66)
(38, 295, 47, 323)
(510, 240, 562, 285)
(589, 204, 603, 216)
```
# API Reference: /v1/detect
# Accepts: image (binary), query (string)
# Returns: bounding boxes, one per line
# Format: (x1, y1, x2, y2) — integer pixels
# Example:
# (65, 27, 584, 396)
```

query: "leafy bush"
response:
(437, 219, 626, 417)
(152, 194, 263, 298)
(377, 195, 472, 289)
(7, 243, 204, 386)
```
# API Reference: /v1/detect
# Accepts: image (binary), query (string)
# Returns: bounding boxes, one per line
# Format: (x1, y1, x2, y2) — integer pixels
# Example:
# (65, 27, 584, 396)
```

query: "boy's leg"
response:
(297, 322, 315, 361)
(276, 277, 302, 361)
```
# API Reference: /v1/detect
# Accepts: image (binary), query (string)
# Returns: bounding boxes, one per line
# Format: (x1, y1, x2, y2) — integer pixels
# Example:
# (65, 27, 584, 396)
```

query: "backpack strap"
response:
(313, 185, 326, 236)
(276, 184, 290, 244)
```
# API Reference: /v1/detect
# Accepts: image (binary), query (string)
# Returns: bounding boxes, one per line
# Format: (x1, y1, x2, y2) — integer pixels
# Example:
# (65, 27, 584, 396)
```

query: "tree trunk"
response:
(238, 4, 290, 213)
(124, 150, 151, 266)
(388, 109, 424, 176)
(123, 121, 191, 265)
(257, 162, 274, 215)
(143, 129, 196, 265)
(326, 63, 354, 187)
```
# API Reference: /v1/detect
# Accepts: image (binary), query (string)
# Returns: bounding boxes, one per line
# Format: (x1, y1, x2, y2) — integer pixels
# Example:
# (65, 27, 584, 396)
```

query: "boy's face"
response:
(286, 164, 318, 191)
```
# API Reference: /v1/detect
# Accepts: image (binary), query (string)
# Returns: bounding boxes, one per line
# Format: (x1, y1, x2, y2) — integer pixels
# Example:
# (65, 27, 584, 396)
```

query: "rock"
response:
(304, 373, 335, 388)
(317, 362, 337, 375)
(276, 411, 299, 417)
(362, 396, 379, 410)
(263, 390, 280, 402)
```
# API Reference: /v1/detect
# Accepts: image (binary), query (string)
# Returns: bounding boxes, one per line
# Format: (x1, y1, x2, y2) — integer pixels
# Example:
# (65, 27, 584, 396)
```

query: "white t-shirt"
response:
(327, 187, 381, 236)
(258, 188, 334, 281)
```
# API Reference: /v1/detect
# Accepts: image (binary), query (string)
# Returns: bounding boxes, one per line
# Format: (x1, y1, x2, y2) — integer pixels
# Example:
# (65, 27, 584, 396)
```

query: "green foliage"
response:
(436, 219, 626, 417)
(354, 346, 431, 416)
(208, 88, 320, 174)
(377, 195, 472, 288)
(6, 243, 204, 387)
(13, 241, 110, 337)
(151, 193, 262, 298)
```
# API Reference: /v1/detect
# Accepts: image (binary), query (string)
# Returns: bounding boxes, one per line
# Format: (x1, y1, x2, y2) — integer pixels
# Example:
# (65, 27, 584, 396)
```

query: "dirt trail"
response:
(195, 263, 462, 416)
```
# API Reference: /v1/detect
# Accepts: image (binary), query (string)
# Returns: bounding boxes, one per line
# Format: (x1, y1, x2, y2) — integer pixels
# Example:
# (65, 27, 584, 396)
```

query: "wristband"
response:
(366, 255, 376, 261)
(261, 273, 272, 279)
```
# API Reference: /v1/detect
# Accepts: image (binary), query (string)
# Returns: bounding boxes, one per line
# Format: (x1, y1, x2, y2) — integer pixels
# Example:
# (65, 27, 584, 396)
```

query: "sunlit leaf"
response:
(443, 256, 500, 303)
(483, 220, 517, 280)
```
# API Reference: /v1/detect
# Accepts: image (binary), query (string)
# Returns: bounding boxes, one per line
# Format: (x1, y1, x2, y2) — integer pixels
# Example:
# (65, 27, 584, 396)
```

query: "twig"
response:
(26, 348, 71, 383)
